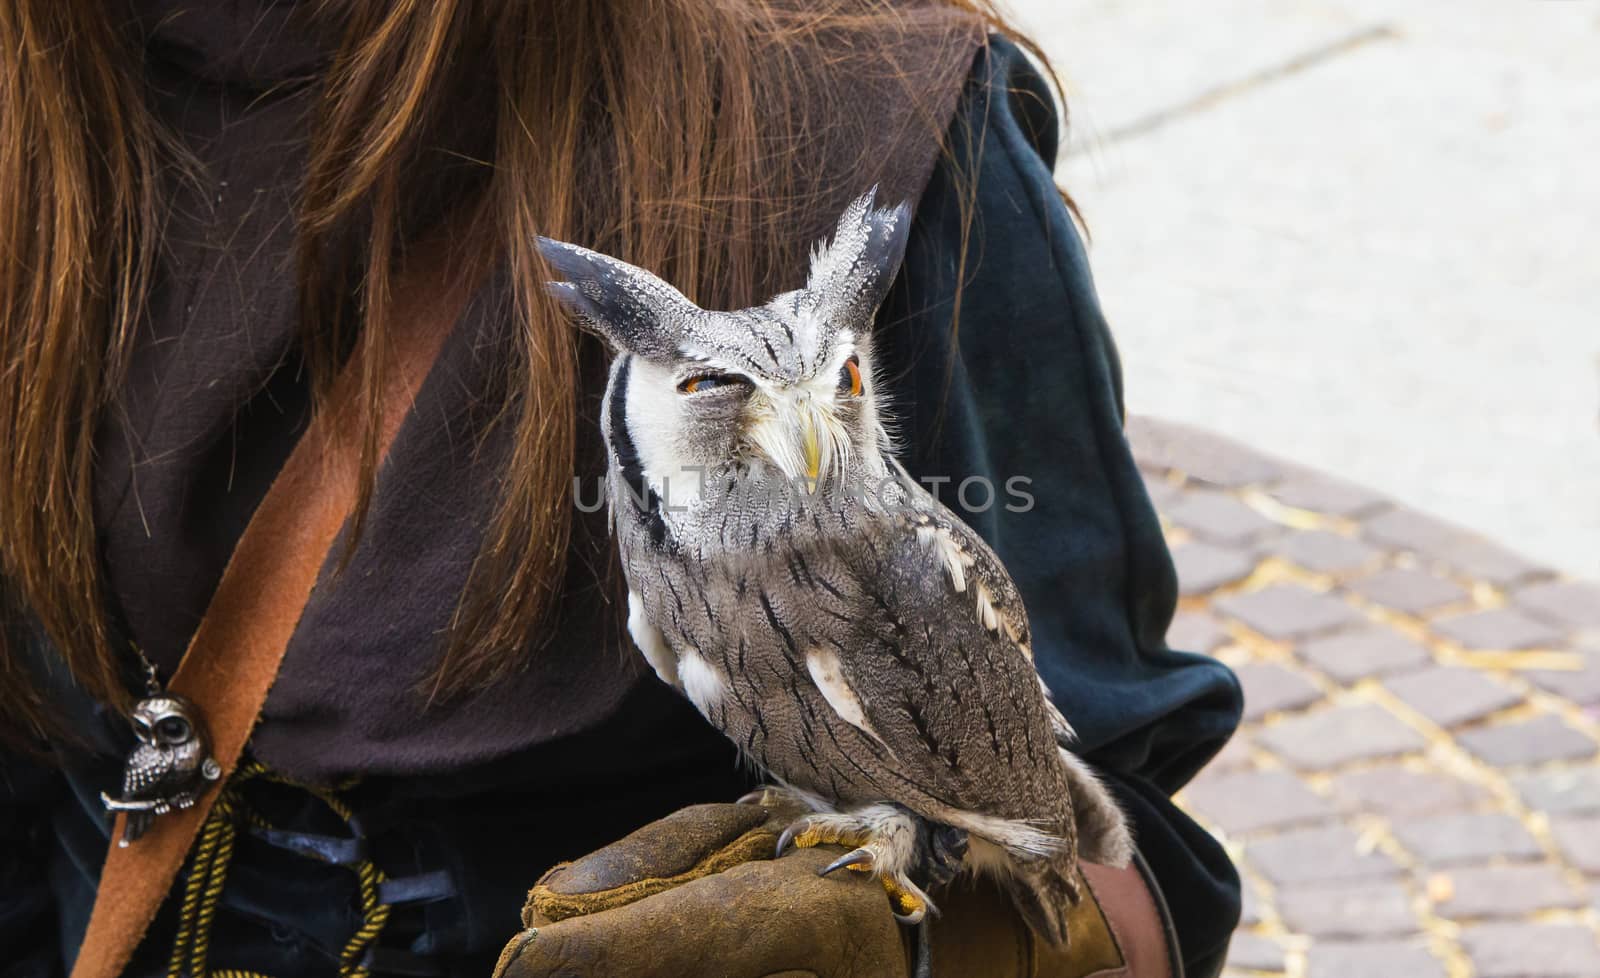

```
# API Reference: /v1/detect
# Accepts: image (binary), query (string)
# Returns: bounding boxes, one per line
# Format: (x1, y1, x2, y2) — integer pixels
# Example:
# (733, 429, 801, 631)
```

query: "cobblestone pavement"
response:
(1127, 416, 1600, 978)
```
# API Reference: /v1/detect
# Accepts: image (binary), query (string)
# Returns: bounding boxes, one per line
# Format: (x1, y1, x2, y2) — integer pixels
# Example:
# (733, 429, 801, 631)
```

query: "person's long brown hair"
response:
(0, 0, 1063, 750)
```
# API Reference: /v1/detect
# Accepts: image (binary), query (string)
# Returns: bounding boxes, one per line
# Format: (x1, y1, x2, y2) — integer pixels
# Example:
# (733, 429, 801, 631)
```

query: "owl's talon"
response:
(740, 784, 823, 815)
(894, 904, 927, 926)
(884, 874, 929, 924)
(775, 821, 805, 858)
(778, 806, 935, 927)
(740, 784, 805, 808)
(818, 847, 875, 877)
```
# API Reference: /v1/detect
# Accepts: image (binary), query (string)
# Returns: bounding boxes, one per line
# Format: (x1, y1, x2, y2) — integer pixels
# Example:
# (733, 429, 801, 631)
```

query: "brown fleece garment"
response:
(73, 231, 477, 978)
(102, 0, 986, 784)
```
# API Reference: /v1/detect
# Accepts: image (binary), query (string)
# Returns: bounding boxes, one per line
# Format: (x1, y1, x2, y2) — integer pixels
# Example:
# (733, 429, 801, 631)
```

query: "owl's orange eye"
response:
(838, 355, 863, 397)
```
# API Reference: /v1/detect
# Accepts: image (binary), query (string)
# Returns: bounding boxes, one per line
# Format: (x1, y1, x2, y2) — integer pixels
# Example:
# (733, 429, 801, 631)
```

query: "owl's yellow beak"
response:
(801, 415, 822, 484)
(745, 389, 843, 491)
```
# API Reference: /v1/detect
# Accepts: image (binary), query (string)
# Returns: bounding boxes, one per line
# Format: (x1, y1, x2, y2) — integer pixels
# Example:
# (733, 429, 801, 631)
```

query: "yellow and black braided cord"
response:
(164, 761, 392, 978)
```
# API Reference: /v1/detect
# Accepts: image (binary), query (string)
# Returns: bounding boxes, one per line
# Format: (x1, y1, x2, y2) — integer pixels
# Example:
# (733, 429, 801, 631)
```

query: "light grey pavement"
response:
(1130, 416, 1600, 978)
(1002, 1, 1600, 579)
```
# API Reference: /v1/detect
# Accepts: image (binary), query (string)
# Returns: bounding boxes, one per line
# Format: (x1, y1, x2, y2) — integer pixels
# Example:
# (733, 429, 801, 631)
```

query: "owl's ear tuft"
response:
(804, 187, 914, 329)
(537, 237, 700, 359)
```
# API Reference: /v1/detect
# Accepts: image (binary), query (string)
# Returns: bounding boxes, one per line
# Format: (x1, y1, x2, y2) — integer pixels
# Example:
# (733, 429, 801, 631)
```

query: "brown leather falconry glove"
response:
(492, 800, 1173, 978)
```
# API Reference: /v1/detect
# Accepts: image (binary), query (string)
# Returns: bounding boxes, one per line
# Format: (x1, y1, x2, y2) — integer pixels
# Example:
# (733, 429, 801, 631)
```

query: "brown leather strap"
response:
(70, 238, 475, 978)
(1078, 858, 1180, 978)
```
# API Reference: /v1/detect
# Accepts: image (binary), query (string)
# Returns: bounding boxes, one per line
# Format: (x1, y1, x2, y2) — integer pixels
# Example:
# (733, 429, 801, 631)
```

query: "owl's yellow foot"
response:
(775, 805, 938, 924)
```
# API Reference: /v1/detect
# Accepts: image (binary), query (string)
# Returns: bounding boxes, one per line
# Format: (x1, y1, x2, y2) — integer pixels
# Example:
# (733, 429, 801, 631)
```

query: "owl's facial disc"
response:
(741, 355, 862, 491)
(548, 188, 910, 515)
(614, 340, 876, 514)
(619, 356, 749, 511)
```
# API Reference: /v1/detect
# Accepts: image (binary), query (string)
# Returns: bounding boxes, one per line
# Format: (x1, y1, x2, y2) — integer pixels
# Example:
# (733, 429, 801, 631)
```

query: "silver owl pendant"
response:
(100, 692, 222, 847)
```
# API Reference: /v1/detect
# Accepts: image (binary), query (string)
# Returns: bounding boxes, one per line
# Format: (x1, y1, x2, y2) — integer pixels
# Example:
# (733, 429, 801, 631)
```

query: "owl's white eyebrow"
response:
(673, 353, 752, 380)
(819, 334, 859, 376)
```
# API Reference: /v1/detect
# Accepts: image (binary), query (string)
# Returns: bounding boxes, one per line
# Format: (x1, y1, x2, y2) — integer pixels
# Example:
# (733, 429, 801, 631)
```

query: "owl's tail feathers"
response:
(1007, 857, 1082, 948)
(1003, 750, 1136, 947)
(1057, 747, 1135, 868)
(934, 807, 1083, 947)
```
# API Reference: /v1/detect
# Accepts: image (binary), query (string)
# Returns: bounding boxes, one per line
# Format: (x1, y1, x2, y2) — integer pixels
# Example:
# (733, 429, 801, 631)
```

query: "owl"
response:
(539, 190, 1132, 950)
(100, 693, 221, 846)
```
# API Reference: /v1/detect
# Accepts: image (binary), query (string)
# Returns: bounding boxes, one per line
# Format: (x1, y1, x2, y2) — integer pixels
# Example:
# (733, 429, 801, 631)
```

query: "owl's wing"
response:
(887, 488, 1084, 742)
(122, 744, 161, 799)
(900, 486, 1032, 652)
(801, 499, 1072, 828)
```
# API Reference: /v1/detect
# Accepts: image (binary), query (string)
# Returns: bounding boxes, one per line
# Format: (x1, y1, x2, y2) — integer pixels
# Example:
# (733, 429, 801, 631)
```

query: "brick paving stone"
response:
(1216, 584, 1364, 641)
(1246, 825, 1401, 886)
(1382, 666, 1521, 729)
(1297, 627, 1432, 683)
(1392, 813, 1543, 867)
(1433, 608, 1566, 650)
(1456, 714, 1598, 767)
(1167, 609, 1231, 654)
(1141, 472, 1183, 512)
(1205, 729, 1257, 775)
(1236, 663, 1323, 721)
(1362, 508, 1471, 558)
(1125, 415, 1174, 474)
(1432, 862, 1587, 918)
(1271, 530, 1382, 576)
(1329, 765, 1487, 818)
(1349, 567, 1468, 615)
(1549, 816, 1600, 874)
(1125, 417, 1285, 488)
(1511, 768, 1600, 815)
(1184, 769, 1336, 835)
(1459, 922, 1600, 978)
(1276, 878, 1417, 938)
(1238, 879, 1264, 927)
(1305, 940, 1446, 978)
(1168, 491, 1280, 546)
(1515, 580, 1600, 630)
(1257, 703, 1425, 770)
(1527, 651, 1600, 706)
(1361, 510, 1550, 587)
(1174, 541, 1259, 596)
(1225, 932, 1286, 973)
(1267, 474, 1391, 520)
(1445, 540, 1551, 589)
